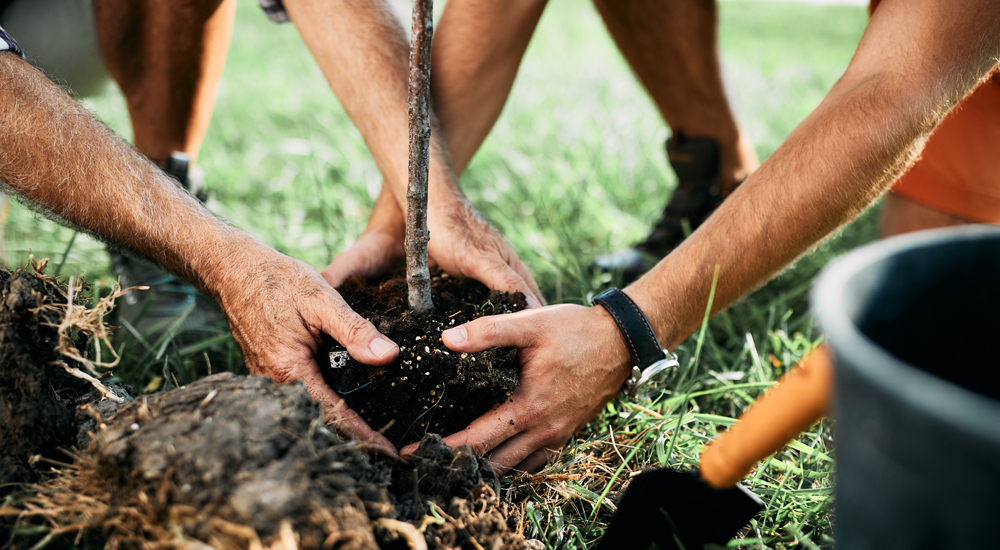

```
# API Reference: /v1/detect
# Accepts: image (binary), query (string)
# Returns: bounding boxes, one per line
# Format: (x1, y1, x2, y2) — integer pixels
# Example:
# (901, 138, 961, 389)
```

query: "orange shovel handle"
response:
(699, 344, 834, 488)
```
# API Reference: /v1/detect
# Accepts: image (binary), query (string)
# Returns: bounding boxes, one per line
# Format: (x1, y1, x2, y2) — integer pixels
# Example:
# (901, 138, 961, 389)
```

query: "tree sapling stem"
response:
(405, 0, 434, 313)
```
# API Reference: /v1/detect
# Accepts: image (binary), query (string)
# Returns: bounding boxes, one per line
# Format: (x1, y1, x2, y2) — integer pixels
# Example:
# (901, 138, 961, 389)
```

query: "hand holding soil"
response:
(326, 189, 545, 310)
(210, 244, 401, 457)
(323, 187, 407, 288)
(401, 303, 634, 473)
(425, 194, 545, 309)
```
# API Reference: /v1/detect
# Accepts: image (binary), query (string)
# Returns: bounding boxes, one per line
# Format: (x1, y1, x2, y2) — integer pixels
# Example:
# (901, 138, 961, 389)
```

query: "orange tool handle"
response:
(699, 344, 834, 488)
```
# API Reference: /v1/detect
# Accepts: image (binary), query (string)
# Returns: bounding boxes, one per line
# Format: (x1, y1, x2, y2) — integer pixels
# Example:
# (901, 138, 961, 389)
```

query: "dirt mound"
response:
(0, 267, 535, 549)
(0, 266, 131, 491)
(323, 272, 526, 446)
(3, 373, 535, 549)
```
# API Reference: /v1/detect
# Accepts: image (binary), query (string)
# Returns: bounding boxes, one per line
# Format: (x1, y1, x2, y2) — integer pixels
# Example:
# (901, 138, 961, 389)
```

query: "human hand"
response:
(213, 245, 401, 458)
(322, 187, 406, 288)
(426, 196, 545, 308)
(399, 303, 631, 473)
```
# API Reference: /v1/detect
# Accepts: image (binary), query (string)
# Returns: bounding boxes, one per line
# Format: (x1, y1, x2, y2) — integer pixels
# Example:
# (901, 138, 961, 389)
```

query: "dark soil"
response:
(0, 268, 538, 550)
(0, 267, 130, 492)
(322, 272, 526, 446)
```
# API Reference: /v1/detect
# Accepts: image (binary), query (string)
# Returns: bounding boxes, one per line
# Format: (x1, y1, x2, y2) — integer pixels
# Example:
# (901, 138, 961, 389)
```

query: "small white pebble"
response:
(471, 357, 476, 362)
(417, 356, 422, 361)
(415, 336, 421, 341)
(130, 423, 140, 431)
(443, 351, 450, 356)
(461, 353, 468, 359)
(425, 346, 430, 353)
(424, 372, 430, 376)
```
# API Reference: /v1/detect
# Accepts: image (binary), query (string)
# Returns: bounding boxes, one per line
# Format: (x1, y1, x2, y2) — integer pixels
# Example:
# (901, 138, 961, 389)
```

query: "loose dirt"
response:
(322, 272, 526, 447)
(0, 267, 537, 550)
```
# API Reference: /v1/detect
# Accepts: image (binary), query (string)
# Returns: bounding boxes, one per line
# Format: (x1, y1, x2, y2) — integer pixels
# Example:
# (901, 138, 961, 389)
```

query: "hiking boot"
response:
(111, 153, 224, 347)
(592, 133, 734, 283)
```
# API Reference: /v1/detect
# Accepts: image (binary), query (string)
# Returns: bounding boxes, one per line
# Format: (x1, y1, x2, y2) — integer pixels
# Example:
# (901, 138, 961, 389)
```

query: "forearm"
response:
(282, 0, 464, 211)
(0, 53, 265, 298)
(627, 0, 1000, 350)
(432, 0, 547, 174)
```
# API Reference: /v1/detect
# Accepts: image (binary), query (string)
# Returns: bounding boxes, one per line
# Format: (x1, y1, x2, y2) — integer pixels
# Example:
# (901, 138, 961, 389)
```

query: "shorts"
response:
(872, 0, 1000, 222)
(258, 0, 290, 24)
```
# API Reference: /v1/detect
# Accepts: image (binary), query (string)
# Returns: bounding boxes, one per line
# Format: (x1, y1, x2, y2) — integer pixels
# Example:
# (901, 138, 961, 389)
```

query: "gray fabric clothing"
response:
(257, 0, 290, 24)
(0, 0, 109, 96)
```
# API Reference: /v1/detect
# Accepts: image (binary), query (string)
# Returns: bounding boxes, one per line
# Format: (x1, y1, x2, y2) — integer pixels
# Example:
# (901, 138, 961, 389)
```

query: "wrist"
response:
(591, 287, 679, 398)
(586, 302, 634, 385)
(193, 229, 284, 306)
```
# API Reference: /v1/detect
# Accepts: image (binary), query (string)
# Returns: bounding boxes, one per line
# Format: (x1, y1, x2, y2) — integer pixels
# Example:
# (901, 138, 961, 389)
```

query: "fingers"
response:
(316, 292, 399, 365)
(464, 253, 545, 309)
(298, 364, 399, 459)
(321, 253, 358, 289)
(322, 231, 403, 289)
(440, 309, 539, 353)
(488, 433, 566, 475)
(399, 403, 517, 460)
(509, 256, 546, 308)
(513, 449, 549, 474)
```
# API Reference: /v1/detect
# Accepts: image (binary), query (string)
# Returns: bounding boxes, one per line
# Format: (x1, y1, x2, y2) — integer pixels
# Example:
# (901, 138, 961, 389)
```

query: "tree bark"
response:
(405, 0, 434, 313)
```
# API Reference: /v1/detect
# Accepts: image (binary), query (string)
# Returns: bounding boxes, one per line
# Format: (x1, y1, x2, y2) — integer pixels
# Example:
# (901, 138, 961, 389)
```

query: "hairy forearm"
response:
(0, 54, 264, 297)
(283, 0, 465, 211)
(627, 0, 1000, 350)
(432, 0, 547, 174)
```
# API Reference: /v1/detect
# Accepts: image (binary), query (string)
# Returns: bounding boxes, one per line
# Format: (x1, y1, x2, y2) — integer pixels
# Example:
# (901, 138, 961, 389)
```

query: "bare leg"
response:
(592, 0, 757, 191)
(879, 192, 975, 238)
(93, 0, 236, 166)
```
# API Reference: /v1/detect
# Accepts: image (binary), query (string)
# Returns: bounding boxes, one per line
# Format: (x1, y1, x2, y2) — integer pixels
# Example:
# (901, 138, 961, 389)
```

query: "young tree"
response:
(405, 0, 434, 313)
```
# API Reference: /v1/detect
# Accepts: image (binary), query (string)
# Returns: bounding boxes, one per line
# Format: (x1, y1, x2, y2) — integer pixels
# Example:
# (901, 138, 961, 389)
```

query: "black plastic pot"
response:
(812, 225, 1000, 549)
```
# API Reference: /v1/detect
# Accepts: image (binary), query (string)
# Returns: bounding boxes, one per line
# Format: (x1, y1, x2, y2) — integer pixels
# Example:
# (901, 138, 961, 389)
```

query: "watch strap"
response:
(592, 287, 665, 370)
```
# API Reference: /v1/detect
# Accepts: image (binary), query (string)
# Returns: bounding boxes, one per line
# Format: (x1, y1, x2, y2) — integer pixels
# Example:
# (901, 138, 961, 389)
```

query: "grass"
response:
(1, 0, 876, 547)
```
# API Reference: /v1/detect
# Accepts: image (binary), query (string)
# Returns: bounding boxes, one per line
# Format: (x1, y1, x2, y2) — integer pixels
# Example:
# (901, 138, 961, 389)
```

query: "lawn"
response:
(1, 0, 874, 547)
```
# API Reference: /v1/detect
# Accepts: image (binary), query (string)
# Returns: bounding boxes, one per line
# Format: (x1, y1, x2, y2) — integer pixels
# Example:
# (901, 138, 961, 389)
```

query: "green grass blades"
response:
(0, 0, 873, 547)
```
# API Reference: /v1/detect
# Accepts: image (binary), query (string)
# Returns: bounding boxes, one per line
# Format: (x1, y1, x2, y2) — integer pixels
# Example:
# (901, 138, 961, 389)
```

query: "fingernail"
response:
(369, 337, 396, 358)
(443, 326, 467, 345)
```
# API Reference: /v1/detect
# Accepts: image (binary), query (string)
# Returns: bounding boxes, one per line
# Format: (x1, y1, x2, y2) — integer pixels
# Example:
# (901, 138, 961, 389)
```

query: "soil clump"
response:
(3, 373, 535, 550)
(0, 266, 131, 491)
(323, 272, 526, 446)
(0, 267, 535, 549)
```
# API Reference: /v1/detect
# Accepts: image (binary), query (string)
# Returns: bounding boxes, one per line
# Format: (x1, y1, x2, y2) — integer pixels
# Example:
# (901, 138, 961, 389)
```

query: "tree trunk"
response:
(405, 0, 434, 314)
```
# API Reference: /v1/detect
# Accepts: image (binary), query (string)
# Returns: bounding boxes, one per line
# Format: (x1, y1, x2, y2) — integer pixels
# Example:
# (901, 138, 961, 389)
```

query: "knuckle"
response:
(483, 318, 504, 342)
(469, 440, 490, 457)
(538, 423, 564, 444)
(343, 315, 372, 345)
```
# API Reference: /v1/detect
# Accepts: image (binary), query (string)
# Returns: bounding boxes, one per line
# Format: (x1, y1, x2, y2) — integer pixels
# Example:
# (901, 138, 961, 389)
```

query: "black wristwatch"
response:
(592, 287, 679, 398)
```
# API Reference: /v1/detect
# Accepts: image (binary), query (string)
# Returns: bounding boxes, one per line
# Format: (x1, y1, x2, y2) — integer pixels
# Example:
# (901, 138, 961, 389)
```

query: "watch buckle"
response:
(623, 352, 679, 399)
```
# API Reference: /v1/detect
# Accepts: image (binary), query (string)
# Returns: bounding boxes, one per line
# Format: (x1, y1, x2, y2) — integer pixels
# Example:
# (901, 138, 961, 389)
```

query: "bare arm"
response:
(0, 53, 401, 456)
(631, 0, 1000, 347)
(281, 0, 543, 306)
(413, 0, 1000, 471)
(431, 0, 548, 175)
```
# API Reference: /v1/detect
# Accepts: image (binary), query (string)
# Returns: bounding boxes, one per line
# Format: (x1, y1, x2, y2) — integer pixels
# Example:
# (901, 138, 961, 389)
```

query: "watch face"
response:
(631, 353, 680, 399)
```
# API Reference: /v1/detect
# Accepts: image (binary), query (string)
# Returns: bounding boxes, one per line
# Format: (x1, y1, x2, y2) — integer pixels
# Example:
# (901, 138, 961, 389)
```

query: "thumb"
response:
(318, 293, 399, 365)
(442, 310, 537, 353)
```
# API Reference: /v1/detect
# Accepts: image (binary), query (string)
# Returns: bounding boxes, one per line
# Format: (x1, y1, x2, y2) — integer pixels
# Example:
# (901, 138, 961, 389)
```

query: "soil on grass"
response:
(0, 267, 537, 550)
(322, 271, 527, 447)
(0, 266, 131, 492)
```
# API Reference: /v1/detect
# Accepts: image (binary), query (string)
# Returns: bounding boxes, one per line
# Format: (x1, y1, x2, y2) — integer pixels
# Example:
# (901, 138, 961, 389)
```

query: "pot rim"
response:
(812, 224, 1000, 444)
